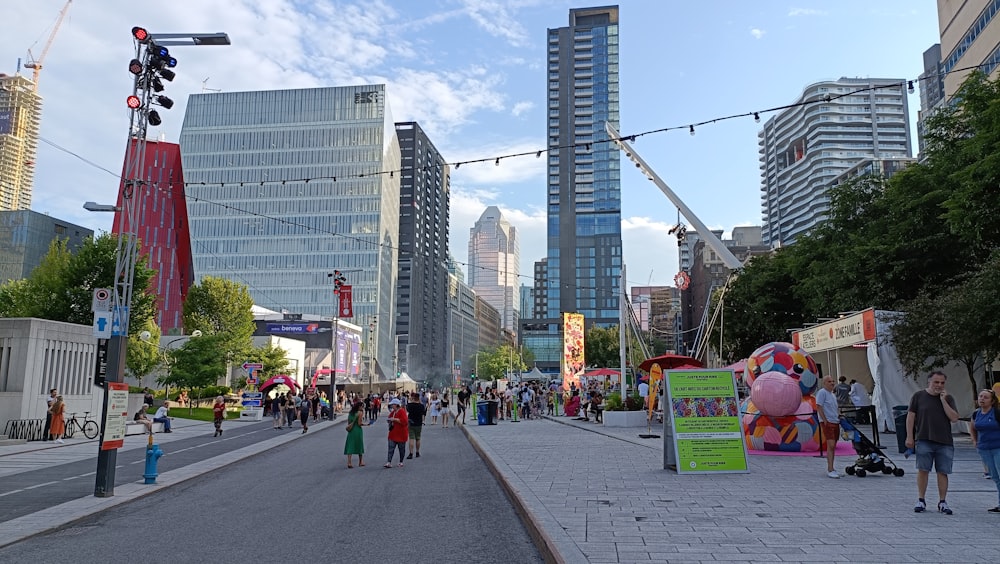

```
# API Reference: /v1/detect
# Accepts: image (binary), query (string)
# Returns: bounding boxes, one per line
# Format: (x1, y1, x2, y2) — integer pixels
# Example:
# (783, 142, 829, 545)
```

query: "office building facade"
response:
(759, 77, 911, 247)
(112, 140, 193, 334)
(179, 85, 400, 376)
(0, 74, 40, 211)
(394, 121, 450, 382)
(0, 210, 91, 282)
(468, 206, 519, 337)
(938, 0, 1000, 98)
(524, 5, 622, 371)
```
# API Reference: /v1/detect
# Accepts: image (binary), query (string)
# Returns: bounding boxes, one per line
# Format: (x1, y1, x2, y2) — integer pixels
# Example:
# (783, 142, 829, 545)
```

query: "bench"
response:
(125, 421, 165, 436)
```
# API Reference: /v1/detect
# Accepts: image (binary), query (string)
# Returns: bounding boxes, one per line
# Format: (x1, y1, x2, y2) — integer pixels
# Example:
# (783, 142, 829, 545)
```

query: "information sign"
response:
(101, 382, 130, 450)
(665, 369, 749, 474)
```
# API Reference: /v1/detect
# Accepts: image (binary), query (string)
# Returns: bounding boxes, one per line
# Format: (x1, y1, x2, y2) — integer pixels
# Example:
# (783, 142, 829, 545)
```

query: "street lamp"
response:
(92, 26, 228, 499)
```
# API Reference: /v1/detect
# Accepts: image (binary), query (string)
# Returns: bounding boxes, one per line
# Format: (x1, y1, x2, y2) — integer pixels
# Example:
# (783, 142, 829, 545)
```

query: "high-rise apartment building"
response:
(0, 74, 40, 211)
(179, 85, 400, 376)
(468, 206, 519, 337)
(0, 210, 91, 282)
(394, 121, 450, 382)
(759, 77, 911, 247)
(524, 5, 622, 371)
(112, 140, 193, 334)
(937, 0, 1000, 98)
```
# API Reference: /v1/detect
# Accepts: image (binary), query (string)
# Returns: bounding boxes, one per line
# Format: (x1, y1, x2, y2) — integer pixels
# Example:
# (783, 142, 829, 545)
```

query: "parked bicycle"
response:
(64, 411, 99, 440)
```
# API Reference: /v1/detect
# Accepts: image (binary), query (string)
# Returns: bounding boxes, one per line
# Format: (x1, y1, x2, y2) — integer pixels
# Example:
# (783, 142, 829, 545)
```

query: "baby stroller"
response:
(839, 416, 905, 478)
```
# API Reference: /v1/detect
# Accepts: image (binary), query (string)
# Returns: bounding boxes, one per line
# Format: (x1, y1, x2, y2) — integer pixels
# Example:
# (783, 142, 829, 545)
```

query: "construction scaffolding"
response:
(0, 74, 41, 211)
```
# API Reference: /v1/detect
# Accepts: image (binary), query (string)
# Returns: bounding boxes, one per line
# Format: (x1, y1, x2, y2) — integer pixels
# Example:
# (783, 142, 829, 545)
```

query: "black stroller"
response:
(839, 416, 905, 478)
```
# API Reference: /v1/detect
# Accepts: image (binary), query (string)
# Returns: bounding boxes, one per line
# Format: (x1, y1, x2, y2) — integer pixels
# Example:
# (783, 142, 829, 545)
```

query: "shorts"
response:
(820, 422, 840, 442)
(272, 410, 282, 420)
(915, 440, 954, 474)
(408, 426, 422, 440)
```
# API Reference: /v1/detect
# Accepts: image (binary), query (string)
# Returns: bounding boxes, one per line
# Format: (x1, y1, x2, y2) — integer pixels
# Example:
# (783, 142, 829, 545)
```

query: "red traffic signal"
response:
(132, 27, 149, 43)
(128, 59, 143, 75)
(126, 95, 141, 109)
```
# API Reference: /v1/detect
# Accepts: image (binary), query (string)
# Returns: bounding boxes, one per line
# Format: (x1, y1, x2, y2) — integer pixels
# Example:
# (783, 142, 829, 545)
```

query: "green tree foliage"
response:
(127, 319, 161, 387)
(162, 333, 227, 397)
(182, 276, 255, 361)
(242, 341, 291, 381)
(475, 344, 528, 381)
(584, 325, 648, 369)
(0, 234, 156, 328)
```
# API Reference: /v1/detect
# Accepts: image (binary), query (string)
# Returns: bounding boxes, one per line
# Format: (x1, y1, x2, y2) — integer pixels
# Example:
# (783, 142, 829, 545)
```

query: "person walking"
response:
(384, 398, 409, 468)
(969, 388, 1000, 512)
(906, 371, 959, 514)
(815, 376, 841, 478)
(48, 395, 66, 443)
(344, 401, 366, 468)
(285, 392, 298, 429)
(299, 395, 311, 434)
(212, 396, 226, 437)
(42, 388, 57, 441)
(406, 392, 426, 459)
(428, 392, 441, 425)
(440, 391, 451, 428)
(456, 386, 470, 425)
(272, 394, 284, 429)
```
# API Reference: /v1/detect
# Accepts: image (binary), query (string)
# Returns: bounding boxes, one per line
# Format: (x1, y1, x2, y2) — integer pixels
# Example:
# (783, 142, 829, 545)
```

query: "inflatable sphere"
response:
(742, 342, 821, 452)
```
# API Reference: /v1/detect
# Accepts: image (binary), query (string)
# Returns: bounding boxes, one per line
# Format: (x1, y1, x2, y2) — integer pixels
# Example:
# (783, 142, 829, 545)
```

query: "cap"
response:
(389, 398, 401, 406)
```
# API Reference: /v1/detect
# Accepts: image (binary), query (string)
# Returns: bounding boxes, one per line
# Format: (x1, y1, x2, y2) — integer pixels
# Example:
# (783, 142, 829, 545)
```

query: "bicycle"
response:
(64, 411, 100, 440)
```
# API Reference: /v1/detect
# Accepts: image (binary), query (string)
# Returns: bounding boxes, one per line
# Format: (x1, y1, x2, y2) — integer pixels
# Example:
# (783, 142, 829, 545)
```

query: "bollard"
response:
(143, 434, 164, 484)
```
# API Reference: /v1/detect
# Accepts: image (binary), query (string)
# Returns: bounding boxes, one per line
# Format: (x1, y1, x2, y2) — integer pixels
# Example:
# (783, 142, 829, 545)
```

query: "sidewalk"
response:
(462, 414, 1000, 563)
(0, 416, 342, 548)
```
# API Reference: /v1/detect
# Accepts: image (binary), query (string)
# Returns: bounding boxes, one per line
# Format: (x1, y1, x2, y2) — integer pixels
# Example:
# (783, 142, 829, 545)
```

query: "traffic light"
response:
(330, 270, 347, 290)
(470, 373, 476, 380)
(127, 26, 179, 128)
(132, 26, 149, 43)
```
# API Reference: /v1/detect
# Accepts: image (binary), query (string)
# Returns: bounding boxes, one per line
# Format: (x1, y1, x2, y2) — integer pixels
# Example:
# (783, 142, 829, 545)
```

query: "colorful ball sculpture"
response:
(742, 342, 821, 452)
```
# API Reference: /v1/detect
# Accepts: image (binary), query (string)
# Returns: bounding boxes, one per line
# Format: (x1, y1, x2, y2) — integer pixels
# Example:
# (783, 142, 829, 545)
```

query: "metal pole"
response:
(331, 307, 339, 420)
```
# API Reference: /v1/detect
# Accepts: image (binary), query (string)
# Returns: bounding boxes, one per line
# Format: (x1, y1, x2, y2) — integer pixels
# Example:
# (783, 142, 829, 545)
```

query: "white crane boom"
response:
(23, 0, 73, 91)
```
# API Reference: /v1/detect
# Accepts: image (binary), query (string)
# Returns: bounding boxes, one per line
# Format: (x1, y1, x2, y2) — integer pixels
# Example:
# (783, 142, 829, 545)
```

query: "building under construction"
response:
(0, 74, 40, 211)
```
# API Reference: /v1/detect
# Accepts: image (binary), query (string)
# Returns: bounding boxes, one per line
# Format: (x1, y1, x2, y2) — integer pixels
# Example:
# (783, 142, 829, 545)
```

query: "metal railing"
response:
(3, 418, 45, 441)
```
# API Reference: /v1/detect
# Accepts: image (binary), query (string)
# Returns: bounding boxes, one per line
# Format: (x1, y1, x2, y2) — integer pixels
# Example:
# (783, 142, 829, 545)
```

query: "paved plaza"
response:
(2, 413, 999, 562)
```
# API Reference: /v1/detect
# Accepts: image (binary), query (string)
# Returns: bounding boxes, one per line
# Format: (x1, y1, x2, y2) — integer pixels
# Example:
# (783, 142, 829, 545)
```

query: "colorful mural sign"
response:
(561, 312, 585, 391)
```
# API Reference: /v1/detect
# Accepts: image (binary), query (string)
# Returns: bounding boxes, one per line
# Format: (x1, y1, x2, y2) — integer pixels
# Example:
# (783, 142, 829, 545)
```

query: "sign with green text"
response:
(666, 369, 749, 474)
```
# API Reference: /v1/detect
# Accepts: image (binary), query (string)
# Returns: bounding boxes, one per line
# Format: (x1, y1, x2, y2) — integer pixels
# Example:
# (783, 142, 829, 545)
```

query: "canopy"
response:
(259, 375, 300, 393)
(638, 353, 703, 373)
(723, 359, 747, 374)
(583, 368, 620, 377)
(521, 367, 547, 381)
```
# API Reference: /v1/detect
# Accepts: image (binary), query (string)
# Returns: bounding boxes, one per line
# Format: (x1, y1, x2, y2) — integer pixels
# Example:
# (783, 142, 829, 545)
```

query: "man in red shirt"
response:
(384, 398, 409, 468)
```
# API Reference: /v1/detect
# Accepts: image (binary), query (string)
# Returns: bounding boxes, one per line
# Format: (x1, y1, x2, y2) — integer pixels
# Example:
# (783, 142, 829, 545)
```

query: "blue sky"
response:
(3, 0, 940, 291)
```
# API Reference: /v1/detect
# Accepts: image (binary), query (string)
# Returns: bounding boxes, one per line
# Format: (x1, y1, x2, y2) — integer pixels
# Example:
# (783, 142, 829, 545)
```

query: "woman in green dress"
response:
(344, 400, 366, 468)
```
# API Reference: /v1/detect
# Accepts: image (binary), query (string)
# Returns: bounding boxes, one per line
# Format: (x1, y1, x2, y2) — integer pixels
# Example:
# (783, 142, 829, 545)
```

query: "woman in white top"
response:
(849, 380, 871, 407)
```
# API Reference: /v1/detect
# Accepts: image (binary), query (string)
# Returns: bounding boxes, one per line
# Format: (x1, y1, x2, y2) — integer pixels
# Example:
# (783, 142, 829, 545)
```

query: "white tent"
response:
(520, 367, 547, 381)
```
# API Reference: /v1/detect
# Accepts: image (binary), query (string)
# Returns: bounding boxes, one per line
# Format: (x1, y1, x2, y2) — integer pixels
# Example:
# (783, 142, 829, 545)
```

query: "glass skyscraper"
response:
(524, 6, 622, 370)
(468, 206, 519, 336)
(179, 85, 400, 376)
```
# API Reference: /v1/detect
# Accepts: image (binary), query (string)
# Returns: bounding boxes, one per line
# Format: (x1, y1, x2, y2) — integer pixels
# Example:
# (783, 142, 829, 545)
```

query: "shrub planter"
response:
(602, 410, 648, 427)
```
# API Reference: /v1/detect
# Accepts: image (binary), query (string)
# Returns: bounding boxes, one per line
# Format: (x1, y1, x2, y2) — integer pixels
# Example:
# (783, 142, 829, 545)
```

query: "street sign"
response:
(91, 288, 112, 312)
(93, 311, 112, 338)
(110, 305, 128, 336)
(242, 362, 263, 371)
(247, 377, 258, 385)
(241, 399, 262, 407)
(242, 392, 263, 399)
(94, 338, 109, 386)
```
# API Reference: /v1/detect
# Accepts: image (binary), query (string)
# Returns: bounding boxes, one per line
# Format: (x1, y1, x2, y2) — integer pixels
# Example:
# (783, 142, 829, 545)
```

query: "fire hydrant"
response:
(143, 434, 164, 484)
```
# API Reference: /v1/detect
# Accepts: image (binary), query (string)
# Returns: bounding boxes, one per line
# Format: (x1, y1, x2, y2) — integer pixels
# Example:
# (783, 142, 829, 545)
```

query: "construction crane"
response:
(23, 0, 73, 92)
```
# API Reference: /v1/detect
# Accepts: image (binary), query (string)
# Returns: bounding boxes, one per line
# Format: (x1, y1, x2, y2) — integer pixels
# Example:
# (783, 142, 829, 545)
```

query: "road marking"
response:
(0, 489, 24, 497)
(62, 476, 78, 481)
(24, 481, 59, 490)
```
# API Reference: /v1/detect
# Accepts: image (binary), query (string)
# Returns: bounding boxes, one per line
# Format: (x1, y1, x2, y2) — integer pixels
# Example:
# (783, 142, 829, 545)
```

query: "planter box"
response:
(602, 410, 648, 427)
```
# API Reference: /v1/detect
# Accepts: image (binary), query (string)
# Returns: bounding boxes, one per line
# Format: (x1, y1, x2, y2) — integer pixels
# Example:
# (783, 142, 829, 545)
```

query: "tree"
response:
(585, 325, 619, 368)
(243, 341, 291, 382)
(183, 276, 255, 362)
(127, 319, 161, 388)
(475, 344, 527, 381)
(162, 333, 227, 402)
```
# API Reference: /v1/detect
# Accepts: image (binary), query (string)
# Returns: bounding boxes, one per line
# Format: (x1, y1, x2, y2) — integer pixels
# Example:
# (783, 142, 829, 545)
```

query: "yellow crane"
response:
(23, 0, 73, 92)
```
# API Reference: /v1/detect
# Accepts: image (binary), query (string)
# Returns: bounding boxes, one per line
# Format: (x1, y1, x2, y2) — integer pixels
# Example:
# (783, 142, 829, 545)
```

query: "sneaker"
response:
(383, 463, 392, 468)
(55, 439, 64, 444)
(827, 471, 840, 479)
(914, 499, 926, 513)
(397, 463, 404, 467)
(415, 452, 420, 458)
(985, 472, 992, 479)
(406, 453, 413, 459)
(938, 501, 953, 515)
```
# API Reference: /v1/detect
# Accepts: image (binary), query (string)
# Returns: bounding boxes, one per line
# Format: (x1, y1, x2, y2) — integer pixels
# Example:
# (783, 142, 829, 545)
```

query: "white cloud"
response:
(446, 139, 546, 185)
(458, 0, 531, 47)
(750, 28, 766, 40)
(788, 8, 828, 17)
(622, 217, 681, 287)
(511, 101, 534, 116)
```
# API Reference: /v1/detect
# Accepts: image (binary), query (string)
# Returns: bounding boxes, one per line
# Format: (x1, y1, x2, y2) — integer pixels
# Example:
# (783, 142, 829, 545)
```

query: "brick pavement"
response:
(462, 415, 1000, 564)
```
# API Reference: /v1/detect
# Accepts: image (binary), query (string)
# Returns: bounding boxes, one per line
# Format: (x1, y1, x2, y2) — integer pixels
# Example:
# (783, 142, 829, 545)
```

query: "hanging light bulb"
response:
(907, 80, 914, 94)
(689, 125, 695, 136)
(536, 151, 542, 158)
(754, 112, 760, 123)
(495, 158, 500, 166)
(455, 162, 461, 169)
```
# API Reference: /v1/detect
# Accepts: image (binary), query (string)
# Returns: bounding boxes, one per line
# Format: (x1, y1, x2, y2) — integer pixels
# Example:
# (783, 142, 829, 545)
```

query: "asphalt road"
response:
(0, 420, 544, 563)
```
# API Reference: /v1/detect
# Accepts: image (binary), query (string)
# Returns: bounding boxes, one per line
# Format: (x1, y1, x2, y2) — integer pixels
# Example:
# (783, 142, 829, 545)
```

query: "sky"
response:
(2, 0, 941, 292)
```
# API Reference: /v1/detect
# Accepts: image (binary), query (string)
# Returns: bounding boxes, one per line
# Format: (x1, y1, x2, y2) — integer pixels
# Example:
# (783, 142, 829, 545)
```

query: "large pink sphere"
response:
(750, 372, 803, 416)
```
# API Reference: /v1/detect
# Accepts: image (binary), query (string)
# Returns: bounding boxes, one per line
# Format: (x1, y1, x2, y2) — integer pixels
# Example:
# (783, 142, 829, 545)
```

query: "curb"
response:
(460, 422, 587, 564)
(0, 418, 342, 549)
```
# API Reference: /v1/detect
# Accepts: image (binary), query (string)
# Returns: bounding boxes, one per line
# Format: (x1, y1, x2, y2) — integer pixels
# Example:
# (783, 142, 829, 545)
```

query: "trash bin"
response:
(893, 405, 908, 454)
(477, 401, 489, 425)
(487, 400, 499, 425)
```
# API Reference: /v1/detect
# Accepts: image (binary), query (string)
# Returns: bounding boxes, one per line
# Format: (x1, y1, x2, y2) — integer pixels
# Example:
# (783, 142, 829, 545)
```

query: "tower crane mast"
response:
(23, 0, 73, 92)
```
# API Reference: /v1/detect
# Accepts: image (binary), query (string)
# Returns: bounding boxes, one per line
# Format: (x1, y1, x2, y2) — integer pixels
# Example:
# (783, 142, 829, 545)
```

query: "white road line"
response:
(0, 489, 24, 497)
(24, 481, 59, 490)
(62, 476, 78, 481)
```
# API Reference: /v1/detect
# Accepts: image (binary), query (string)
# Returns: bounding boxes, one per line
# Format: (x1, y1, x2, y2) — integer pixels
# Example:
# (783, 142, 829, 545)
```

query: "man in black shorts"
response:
(406, 392, 426, 458)
(456, 386, 471, 425)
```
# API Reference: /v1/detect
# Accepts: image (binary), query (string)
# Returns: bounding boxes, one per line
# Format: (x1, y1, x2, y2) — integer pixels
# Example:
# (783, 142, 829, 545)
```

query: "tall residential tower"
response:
(0, 74, 40, 211)
(468, 206, 519, 338)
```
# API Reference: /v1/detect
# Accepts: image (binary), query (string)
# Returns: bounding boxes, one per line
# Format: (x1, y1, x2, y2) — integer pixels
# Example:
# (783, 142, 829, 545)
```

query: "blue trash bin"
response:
(477, 401, 488, 425)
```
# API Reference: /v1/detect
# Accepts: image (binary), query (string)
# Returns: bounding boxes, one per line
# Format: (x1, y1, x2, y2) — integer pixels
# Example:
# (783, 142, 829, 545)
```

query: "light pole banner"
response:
(338, 285, 353, 318)
(665, 369, 749, 474)
(562, 312, 585, 391)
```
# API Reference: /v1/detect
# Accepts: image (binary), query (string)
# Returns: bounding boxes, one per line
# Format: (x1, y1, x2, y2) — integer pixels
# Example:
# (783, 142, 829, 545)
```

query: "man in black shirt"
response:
(406, 392, 426, 459)
(457, 386, 471, 425)
(906, 371, 960, 515)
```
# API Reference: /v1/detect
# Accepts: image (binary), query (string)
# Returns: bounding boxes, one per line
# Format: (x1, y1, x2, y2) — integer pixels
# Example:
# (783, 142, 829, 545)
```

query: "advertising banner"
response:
(666, 369, 749, 474)
(265, 322, 320, 334)
(561, 312, 585, 390)
(101, 382, 130, 451)
(338, 285, 353, 318)
(792, 308, 876, 353)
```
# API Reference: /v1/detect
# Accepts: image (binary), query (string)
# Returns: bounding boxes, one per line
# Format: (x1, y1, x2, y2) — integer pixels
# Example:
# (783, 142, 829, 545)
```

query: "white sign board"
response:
(92, 288, 112, 312)
(93, 311, 112, 338)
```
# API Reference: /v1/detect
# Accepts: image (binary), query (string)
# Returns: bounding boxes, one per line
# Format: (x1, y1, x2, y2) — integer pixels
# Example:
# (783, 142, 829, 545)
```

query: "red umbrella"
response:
(638, 353, 703, 373)
(583, 368, 621, 377)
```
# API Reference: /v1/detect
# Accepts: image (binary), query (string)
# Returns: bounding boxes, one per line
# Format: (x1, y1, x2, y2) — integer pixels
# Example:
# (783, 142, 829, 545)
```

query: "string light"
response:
(495, 157, 500, 166)
(907, 80, 914, 94)
(689, 125, 695, 136)
(754, 112, 760, 123)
